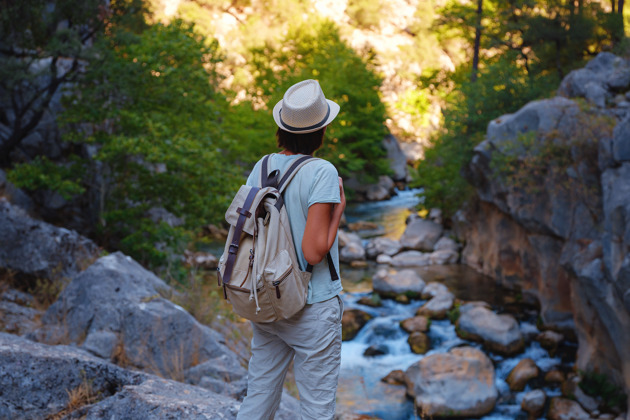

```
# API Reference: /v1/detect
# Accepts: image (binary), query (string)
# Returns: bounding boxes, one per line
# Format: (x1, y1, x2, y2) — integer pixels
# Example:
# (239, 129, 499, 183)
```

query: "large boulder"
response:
(421, 282, 450, 299)
(339, 241, 367, 263)
(372, 268, 426, 299)
(400, 218, 443, 251)
(456, 305, 524, 355)
(365, 176, 395, 201)
(72, 377, 240, 419)
(0, 332, 144, 420)
(405, 346, 498, 418)
(416, 292, 455, 319)
(365, 237, 402, 259)
(0, 198, 99, 282)
(400, 315, 430, 333)
(0, 332, 298, 420)
(31, 252, 238, 388)
(558, 52, 630, 101)
(391, 250, 431, 267)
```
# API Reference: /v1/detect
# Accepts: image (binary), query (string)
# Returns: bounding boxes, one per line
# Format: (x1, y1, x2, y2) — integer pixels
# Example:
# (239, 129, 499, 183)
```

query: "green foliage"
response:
(57, 19, 242, 266)
(446, 301, 461, 324)
(249, 19, 390, 182)
(395, 88, 432, 130)
(579, 370, 627, 410)
(413, 52, 559, 219)
(8, 156, 86, 199)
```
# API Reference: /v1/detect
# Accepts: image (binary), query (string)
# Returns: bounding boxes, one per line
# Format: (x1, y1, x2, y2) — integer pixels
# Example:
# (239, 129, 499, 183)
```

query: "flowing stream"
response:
(336, 189, 576, 419)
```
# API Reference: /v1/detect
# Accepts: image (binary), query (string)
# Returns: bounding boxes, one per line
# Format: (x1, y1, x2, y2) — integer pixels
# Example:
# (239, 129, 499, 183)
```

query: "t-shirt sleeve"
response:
(308, 161, 341, 208)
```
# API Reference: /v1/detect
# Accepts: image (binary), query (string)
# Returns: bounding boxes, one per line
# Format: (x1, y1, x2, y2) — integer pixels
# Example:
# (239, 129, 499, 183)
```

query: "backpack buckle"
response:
(228, 244, 239, 254)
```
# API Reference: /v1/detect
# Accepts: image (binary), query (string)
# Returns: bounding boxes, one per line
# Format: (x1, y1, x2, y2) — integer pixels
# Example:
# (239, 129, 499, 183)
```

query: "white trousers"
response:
(236, 295, 344, 420)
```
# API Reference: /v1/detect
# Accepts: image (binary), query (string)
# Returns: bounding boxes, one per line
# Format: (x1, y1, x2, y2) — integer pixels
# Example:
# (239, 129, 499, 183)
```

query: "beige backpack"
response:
(217, 155, 339, 322)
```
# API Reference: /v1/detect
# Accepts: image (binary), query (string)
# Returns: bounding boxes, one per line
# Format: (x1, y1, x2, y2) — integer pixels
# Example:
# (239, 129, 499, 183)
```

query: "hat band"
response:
(279, 103, 330, 132)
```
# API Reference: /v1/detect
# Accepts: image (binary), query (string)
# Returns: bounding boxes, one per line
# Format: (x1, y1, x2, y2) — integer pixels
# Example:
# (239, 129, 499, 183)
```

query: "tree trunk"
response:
(471, 0, 483, 82)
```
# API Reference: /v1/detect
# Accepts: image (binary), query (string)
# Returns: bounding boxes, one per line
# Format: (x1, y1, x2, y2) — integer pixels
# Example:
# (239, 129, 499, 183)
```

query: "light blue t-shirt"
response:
(246, 153, 343, 304)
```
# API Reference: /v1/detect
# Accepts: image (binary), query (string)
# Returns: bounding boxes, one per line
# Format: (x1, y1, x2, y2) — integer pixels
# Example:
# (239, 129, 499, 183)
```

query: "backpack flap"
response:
(224, 185, 279, 234)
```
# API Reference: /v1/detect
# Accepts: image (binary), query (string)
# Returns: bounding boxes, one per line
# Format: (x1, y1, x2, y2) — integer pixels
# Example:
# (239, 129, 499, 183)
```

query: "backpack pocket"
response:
(263, 249, 311, 320)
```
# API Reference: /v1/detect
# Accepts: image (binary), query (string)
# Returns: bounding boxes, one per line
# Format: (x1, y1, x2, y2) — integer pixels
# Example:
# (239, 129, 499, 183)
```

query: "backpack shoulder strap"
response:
(260, 154, 280, 189)
(277, 155, 318, 193)
(222, 186, 260, 285)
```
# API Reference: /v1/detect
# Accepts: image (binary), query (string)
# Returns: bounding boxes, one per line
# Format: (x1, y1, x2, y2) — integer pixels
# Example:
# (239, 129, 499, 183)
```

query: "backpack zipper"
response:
(271, 266, 293, 299)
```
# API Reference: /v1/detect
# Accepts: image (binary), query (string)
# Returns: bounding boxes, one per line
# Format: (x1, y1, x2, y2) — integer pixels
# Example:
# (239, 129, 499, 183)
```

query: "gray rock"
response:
(405, 346, 497, 418)
(521, 389, 546, 418)
(506, 358, 539, 391)
(376, 254, 393, 264)
(82, 330, 118, 359)
(34, 252, 237, 385)
(0, 169, 35, 212)
(0, 298, 41, 335)
(340, 241, 366, 262)
(146, 206, 184, 227)
(429, 249, 459, 265)
(365, 184, 390, 201)
(0, 199, 99, 281)
(607, 65, 630, 90)
(421, 282, 450, 299)
(0, 332, 144, 420)
(548, 397, 590, 420)
(185, 354, 247, 385)
(457, 305, 524, 355)
(428, 208, 442, 225)
(72, 377, 240, 419)
(400, 218, 443, 251)
(337, 230, 362, 248)
(372, 268, 425, 297)
(613, 115, 630, 163)
(434, 236, 458, 252)
(417, 292, 454, 319)
(365, 237, 402, 258)
(184, 250, 219, 270)
(558, 68, 603, 98)
(383, 134, 408, 181)
(391, 250, 431, 267)
(584, 81, 610, 107)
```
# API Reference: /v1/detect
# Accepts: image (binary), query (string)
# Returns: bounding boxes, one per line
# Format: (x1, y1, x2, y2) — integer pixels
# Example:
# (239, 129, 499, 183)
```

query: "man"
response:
(236, 79, 345, 420)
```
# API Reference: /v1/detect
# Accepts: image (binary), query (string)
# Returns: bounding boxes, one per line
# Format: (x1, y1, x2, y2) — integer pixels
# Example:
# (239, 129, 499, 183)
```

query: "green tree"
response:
(247, 19, 390, 183)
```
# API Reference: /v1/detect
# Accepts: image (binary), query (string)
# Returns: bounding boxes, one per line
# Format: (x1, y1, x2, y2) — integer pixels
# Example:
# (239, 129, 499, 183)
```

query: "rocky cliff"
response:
(456, 52, 630, 407)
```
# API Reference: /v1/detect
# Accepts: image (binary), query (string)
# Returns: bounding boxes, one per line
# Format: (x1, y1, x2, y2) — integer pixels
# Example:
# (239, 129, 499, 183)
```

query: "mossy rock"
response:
(342, 309, 373, 341)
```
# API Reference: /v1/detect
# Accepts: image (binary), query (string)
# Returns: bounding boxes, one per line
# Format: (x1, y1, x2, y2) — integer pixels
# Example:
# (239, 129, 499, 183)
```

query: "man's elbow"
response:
(302, 246, 326, 266)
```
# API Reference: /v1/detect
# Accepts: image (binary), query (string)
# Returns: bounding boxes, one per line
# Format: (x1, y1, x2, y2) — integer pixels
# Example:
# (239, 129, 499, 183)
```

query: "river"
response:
(336, 189, 576, 419)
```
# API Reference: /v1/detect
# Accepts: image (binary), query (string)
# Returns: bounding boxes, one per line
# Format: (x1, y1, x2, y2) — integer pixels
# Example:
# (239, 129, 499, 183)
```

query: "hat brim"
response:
(272, 99, 340, 134)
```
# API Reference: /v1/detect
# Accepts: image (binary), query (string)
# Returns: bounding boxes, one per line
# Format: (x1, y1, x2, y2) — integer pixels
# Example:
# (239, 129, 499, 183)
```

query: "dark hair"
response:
(276, 127, 326, 155)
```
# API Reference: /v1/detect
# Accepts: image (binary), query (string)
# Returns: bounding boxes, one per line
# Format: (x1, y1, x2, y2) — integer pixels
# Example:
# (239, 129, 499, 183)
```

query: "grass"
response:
(46, 371, 100, 420)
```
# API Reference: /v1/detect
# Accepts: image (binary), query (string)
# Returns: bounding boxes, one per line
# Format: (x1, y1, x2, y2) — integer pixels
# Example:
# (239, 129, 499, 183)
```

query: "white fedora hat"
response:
(272, 79, 340, 134)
